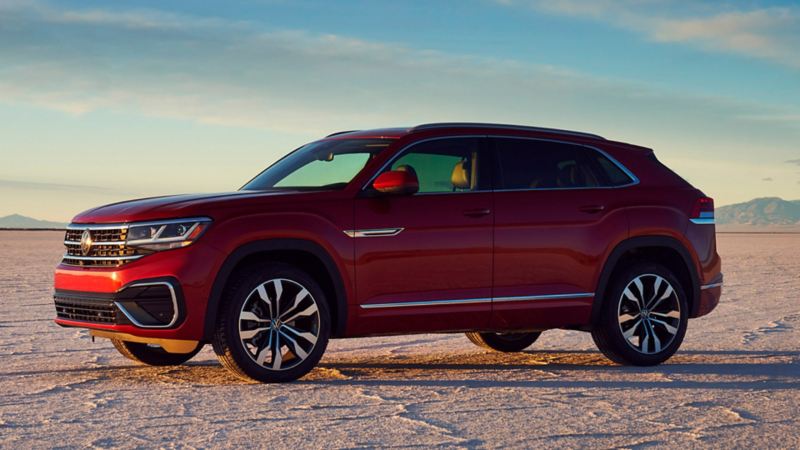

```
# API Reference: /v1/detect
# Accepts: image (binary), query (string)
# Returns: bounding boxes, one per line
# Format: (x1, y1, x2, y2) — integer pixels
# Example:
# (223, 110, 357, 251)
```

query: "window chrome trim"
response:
(360, 292, 595, 309)
(114, 281, 180, 329)
(343, 228, 404, 238)
(360, 135, 639, 194)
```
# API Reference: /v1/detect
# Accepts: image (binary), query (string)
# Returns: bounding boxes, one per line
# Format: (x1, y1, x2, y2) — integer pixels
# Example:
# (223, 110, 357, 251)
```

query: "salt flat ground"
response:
(0, 231, 798, 449)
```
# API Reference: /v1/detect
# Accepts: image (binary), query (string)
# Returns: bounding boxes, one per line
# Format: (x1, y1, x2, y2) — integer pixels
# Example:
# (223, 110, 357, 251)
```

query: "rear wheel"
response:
(111, 339, 203, 366)
(212, 263, 331, 383)
(591, 263, 688, 366)
(465, 331, 541, 352)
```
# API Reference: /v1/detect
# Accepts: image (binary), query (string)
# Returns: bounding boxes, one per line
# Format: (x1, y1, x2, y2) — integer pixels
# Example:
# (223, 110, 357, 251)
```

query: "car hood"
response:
(71, 190, 301, 224)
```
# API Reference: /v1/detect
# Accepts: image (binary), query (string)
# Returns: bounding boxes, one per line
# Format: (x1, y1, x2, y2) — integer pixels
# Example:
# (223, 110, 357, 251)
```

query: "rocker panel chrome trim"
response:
(360, 292, 595, 309)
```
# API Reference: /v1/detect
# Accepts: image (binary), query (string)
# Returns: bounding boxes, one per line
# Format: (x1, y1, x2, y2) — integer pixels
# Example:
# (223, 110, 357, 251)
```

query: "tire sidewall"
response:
(220, 264, 331, 383)
(601, 263, 688, 365)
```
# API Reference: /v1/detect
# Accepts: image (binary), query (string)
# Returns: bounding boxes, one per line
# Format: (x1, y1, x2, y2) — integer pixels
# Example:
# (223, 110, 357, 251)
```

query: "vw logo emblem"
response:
(80, 230, 93, 256)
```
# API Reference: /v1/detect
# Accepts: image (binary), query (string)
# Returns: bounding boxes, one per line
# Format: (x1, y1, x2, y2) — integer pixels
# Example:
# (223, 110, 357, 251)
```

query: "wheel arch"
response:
(591, 235, 701, 326)
(203, 239, 348, 340)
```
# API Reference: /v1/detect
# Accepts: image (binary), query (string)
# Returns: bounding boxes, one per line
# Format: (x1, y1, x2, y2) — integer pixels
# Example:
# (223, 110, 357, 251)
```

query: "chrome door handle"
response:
(579, 205, 606, 214)
(463, 208, 491, 217)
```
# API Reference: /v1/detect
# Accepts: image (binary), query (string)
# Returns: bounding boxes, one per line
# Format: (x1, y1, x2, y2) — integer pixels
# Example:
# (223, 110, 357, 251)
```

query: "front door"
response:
(351, 137, 493, 335)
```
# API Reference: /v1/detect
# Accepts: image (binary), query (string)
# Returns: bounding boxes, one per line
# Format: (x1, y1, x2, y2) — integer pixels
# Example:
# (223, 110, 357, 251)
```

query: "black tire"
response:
(591, 263, 688, 366)
(465, 331, 541, 352)
(212, 263, 331, 383)
(111, 339, 203, 366)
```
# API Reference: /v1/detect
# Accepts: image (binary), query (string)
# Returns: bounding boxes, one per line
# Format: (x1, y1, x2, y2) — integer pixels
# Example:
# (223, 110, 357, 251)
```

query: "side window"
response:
(389, 138, 485, 193)
(585, 151, 635, 187)
(494, 138, 601, 189)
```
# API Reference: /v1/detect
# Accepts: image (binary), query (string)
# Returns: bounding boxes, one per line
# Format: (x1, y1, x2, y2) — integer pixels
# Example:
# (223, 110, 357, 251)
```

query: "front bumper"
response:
(53, 241, 224, 341)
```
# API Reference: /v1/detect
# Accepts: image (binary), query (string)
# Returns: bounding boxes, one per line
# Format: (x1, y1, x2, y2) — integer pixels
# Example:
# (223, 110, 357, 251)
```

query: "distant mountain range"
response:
(0, 214, 67, 229)
(716, 197, 800, 226)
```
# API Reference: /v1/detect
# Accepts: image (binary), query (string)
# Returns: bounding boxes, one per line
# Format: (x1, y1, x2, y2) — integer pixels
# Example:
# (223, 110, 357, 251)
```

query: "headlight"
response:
(126, 217, 212, 252)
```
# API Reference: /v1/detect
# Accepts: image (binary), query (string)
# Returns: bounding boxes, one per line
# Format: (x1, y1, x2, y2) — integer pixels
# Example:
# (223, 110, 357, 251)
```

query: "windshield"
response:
(242, 139, 394, 190)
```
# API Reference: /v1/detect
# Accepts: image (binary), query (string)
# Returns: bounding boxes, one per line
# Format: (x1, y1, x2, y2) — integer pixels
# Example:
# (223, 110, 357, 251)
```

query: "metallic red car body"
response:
(54, 123, 722, 367)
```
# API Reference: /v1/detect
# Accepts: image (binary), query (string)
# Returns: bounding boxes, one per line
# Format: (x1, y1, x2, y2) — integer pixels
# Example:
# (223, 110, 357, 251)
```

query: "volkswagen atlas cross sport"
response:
(53, 123, 723, 383)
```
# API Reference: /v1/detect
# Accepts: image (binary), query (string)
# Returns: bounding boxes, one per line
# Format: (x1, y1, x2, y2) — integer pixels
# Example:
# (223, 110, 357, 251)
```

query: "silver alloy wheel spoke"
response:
(271, 329, 283, 370)
(279, 288, 310, 321)
(282, 303, 318, 324)
(238, 278, 321, 372)
(648, 285, 674, 311)
(623, 319, 641, 340)
(273, 279, 283, 317)
(623, 287, 642, 311)
(240, 311, 269, 323)
(647, 320, 662, 352)
(282, 323, 318, 346)
(256, 284, 274, 320)
(255, 331, 272, 366)
(278, 329, 308, 359)
(651, 310, 680, 319)
(618, 313, 640, 323)
(240, 326, 271, 340)
(649, 317, 679, 335)
(617, 274, 681, 355)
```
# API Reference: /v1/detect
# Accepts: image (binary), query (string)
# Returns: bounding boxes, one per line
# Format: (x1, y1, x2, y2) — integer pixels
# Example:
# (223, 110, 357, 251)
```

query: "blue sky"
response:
(1, 0, 799, 221)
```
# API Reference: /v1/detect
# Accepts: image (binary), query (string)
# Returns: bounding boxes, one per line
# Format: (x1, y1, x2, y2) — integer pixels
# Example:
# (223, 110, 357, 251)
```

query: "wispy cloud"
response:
(497, 1, 800, 69)
(0, 178, 145, 196)
(1, 0, 798, 137)
(762, 177, 773, 182)
(786, 159, 800, 166)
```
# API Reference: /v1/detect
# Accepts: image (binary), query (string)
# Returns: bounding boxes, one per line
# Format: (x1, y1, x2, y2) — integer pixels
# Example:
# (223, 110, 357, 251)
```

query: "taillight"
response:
(690, 197, 715, 224)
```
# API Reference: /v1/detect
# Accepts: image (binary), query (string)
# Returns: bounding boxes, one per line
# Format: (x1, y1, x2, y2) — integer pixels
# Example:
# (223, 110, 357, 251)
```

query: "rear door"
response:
(351, 137, 494, 335)
(490, 137, 632, 330)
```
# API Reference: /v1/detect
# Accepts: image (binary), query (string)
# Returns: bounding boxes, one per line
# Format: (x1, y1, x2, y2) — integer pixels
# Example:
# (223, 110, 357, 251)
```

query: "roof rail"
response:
(326, 130, 360, 137)
(411, 122, 605, 140)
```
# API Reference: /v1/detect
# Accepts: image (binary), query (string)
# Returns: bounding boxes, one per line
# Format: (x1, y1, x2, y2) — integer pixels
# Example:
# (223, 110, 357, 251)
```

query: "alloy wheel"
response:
(617, 274, 681, 355)
(237, 278, 321, 371)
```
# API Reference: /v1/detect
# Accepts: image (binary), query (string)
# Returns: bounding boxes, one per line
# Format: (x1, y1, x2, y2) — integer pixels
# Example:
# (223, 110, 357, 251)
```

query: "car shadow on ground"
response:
(7, 349, 799, 390)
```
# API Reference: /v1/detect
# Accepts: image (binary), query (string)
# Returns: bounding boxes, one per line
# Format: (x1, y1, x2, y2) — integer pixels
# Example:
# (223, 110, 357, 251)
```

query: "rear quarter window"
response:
(492, 138, 634, 189)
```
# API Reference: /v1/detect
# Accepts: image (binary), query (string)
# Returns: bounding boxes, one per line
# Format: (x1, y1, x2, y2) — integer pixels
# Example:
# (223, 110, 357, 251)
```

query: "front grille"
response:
(62, 225, 144, 267)
(54, 295, 119, 324)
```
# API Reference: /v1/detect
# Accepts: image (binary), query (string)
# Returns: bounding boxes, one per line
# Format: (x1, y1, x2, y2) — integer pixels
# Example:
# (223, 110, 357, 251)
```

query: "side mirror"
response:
(372, 170, 419, 195)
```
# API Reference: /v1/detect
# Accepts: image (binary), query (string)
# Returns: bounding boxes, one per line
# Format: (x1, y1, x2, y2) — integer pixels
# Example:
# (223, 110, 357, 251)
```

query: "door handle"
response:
(463, 208, 491, 217)
(579, 204, 606, 214)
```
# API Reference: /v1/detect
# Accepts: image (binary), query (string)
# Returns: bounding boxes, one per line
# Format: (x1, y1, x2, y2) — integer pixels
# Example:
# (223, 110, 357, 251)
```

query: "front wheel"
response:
(112, 339, 203, 366)
(591, 263, 688, 366)
(212, 263, 331, 383)
(465, 331, 541, 352)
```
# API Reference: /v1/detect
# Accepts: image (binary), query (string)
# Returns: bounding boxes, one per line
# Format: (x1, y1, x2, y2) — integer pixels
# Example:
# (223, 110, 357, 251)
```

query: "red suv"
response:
(54, 123, 722, 382)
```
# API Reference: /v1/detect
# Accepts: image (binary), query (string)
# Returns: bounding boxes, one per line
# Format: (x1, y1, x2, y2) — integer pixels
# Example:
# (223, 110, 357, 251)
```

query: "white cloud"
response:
(0, 1, 799, 212)
(498, 1, 800, 68)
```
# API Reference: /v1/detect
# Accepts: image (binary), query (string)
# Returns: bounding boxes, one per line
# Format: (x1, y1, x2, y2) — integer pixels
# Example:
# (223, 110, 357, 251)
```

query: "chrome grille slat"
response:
(62, 224, 140, 267)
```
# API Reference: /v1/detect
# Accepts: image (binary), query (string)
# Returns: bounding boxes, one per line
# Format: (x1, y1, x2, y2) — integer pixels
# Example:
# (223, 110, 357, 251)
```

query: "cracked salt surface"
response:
(1, 231, 799, 448)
